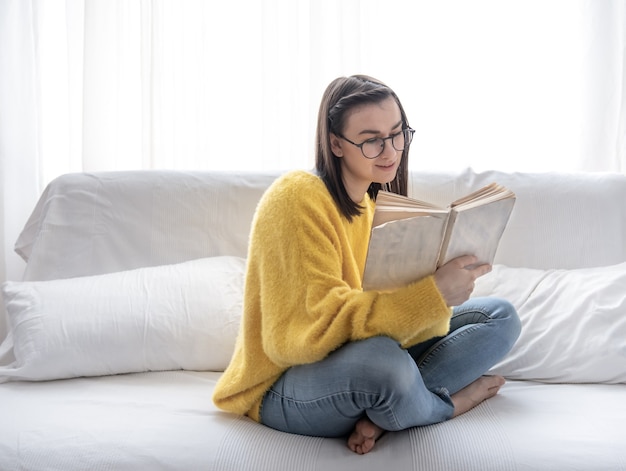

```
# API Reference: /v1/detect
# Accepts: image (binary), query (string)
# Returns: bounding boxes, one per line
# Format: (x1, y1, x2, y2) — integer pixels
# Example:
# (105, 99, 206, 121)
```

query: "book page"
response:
(375, 191, 442, 210)
(362, 214, 448, 291)
(451, 183, 515, 210)
(438, 197, 516, 267)
(373, 191, 447, 227)
(373, 209, 447, 227)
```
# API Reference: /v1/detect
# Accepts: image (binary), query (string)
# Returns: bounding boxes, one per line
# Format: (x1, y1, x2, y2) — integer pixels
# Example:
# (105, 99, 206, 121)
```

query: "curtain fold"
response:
(1, 0, 42, 286)
(581, 0, 626, 172)
(1, 0, 626, 285)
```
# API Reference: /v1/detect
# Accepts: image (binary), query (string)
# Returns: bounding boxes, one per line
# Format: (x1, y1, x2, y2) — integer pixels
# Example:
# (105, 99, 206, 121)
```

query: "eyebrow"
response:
(357, 120, 403, 136)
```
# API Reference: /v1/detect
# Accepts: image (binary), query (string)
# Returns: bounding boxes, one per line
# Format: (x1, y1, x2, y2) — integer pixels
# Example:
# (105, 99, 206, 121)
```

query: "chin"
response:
(373, 164, 399, 183)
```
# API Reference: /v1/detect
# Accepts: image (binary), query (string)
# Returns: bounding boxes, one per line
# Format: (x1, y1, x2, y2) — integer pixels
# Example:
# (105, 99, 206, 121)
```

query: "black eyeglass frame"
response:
(338, 127, 415, 159)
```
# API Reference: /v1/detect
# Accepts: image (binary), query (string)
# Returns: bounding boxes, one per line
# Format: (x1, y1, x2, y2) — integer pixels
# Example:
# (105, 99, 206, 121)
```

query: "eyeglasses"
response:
(338, 128, 415, 159)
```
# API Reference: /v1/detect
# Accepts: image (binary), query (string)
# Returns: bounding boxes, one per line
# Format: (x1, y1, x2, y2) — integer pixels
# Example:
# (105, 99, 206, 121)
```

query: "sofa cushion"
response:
(0, 256, 245, 382)
(473, 262, 626, 384)
(15, 170, 281, 281)
(18, 170, 626, 284)
(409, 169, 626, 270)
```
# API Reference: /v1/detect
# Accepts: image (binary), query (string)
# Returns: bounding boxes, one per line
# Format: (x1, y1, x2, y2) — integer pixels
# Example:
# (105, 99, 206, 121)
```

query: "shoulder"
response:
(250, 171, 348, 242)
(259, 170, 335, 214)
(267, 170, 328, 197)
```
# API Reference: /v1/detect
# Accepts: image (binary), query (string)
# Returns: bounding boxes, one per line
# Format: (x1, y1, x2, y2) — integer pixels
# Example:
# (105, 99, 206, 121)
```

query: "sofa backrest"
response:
(408, 169, 626, 270)
(15, 168, 626, 282)
(16, 171, 281, 281)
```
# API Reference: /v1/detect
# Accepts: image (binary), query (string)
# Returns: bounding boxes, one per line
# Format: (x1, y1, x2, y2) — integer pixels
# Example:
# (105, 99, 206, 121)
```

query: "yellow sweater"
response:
(212, 171, 451, 421)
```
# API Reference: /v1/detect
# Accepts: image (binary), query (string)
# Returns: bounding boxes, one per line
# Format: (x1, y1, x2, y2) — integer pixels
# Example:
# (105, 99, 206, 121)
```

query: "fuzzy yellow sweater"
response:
(212, 171, 451, 421)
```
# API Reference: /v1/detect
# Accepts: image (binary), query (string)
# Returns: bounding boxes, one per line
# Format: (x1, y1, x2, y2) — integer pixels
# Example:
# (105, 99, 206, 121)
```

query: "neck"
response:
(343, 178, 370, 204)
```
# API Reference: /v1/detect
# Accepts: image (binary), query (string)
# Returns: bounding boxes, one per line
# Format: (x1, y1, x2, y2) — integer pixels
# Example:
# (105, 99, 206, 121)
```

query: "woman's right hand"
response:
(433, 255, 491, 307)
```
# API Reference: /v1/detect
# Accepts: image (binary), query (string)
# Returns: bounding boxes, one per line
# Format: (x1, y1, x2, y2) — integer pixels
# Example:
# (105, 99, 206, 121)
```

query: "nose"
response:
(379, 135, 398, 158)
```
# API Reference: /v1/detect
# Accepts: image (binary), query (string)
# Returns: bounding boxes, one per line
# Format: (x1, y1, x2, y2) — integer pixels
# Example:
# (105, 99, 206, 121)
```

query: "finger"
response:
(451, 254, 478, 268)
(471, 263, 492, 279)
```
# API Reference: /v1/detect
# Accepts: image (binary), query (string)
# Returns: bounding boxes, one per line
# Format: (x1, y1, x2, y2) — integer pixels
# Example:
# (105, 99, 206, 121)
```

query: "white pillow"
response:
(0, 256, 245, 382)
(473, 262, 626, 384)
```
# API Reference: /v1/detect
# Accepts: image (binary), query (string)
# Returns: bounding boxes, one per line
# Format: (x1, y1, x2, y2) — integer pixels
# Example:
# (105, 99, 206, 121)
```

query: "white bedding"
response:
(1, 372, 624, 471)
(2, 169, 626, 471)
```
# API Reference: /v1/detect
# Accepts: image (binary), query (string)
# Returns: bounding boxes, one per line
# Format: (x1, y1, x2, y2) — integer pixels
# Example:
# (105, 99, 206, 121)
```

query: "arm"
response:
(252, 175, 451, 367)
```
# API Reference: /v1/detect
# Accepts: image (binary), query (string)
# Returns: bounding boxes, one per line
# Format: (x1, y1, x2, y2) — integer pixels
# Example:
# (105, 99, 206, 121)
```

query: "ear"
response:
(329, 133, 344, 157)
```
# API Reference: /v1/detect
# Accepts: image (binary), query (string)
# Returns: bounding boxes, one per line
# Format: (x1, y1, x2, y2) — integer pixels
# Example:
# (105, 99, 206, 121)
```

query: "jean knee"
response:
(345, 337, 416, 392)
(460, 297, 521, 349)
(501, 299, 521, 337)
(487, 297, 522, 349)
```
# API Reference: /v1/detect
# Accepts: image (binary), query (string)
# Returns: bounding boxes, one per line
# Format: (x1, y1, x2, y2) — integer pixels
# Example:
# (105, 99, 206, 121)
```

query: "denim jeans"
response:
(259, 297, 521, 438)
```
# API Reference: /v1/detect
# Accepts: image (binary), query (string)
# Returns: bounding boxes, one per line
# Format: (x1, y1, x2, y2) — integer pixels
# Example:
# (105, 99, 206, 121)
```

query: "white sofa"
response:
(1, 168, 625, 471)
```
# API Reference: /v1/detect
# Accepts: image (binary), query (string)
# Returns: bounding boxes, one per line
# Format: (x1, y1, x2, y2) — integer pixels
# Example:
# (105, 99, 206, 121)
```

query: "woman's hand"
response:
(433, 255, 491, 307)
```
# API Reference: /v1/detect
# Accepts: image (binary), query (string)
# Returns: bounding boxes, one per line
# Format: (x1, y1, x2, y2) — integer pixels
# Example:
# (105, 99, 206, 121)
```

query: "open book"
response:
(362, 183, 516, 291)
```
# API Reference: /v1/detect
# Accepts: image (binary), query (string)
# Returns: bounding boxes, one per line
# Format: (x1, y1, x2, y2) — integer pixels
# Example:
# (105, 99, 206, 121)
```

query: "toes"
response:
(347, 419, 383, 454)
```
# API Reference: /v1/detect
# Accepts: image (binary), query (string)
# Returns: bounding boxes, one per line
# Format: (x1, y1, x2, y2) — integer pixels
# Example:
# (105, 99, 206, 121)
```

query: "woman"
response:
(213, 75, 521, 455)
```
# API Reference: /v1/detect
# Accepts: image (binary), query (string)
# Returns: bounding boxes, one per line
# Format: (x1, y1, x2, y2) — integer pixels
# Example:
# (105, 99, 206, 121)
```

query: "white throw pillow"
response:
(0, 257, 245, 382)
(473, 262, 626, 384)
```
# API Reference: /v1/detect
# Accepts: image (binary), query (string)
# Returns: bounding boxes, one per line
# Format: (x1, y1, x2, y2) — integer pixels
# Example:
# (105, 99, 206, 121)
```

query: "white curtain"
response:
(1, 0, 626, 285)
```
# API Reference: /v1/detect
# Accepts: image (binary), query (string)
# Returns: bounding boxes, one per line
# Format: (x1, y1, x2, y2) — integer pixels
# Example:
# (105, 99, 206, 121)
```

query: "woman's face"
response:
(329, 97, 403, 203)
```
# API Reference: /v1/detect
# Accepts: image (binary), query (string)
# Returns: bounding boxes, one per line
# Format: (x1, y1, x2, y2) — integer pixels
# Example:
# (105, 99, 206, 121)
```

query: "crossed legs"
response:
(260, 297, 521, 454)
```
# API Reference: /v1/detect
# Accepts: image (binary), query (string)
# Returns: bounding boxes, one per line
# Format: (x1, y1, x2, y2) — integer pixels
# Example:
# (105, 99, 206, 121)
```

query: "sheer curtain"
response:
(1, 0, 625, 285)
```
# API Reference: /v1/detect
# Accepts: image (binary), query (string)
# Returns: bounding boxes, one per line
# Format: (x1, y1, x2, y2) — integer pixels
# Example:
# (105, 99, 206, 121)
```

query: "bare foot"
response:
(451, 375, 505, 418)
(347, 417, 385, 455)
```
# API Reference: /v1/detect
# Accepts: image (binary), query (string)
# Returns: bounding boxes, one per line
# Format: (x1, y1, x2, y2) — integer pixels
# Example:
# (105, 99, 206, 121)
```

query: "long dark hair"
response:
(315, 75, 410, 221)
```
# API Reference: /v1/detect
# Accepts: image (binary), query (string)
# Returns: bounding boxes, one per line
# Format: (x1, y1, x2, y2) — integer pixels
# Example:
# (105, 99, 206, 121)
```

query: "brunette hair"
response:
(315, 75, 410, 221)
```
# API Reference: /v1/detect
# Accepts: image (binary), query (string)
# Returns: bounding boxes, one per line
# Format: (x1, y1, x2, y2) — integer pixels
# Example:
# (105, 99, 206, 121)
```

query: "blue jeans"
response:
(259, 297, 521, 438)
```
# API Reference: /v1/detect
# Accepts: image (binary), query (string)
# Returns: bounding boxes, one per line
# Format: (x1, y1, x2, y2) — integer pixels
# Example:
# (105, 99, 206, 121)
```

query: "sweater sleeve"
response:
(253, 173, 451, 368)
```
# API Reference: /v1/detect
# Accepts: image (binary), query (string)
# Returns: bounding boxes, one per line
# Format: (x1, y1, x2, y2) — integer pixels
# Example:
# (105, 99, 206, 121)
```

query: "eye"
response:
(363, 137, 382, 145)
